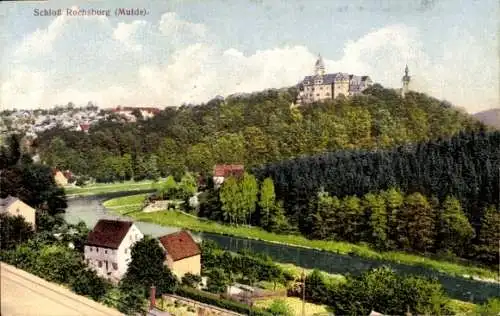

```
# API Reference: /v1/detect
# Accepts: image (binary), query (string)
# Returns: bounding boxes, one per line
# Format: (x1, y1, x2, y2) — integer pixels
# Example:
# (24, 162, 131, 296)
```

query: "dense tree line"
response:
(305, 190, 499, 265)
(252, 131, 500, 260)
(34, 86, 485, 182)
(0, 134, 67, 215)
(198, 172, 498, 266)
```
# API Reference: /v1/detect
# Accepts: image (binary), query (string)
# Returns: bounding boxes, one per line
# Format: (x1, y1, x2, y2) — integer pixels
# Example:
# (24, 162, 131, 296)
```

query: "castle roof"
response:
(301, 73, 372, 86)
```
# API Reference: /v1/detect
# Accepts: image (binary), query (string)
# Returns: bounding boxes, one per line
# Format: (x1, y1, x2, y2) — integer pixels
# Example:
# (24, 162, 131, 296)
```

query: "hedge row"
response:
(175, 286, 272, 316)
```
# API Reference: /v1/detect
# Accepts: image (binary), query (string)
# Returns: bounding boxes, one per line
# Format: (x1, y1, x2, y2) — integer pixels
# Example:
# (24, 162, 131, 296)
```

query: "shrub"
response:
(71, 268, 109, 301)
(176, 286, 272, 316)
(267, 299, 294, 316)
(0, 214, 34, 250)
(182, 273, 202, 288)
(475, 297, 500, 316)
(327, 267, 452, 316)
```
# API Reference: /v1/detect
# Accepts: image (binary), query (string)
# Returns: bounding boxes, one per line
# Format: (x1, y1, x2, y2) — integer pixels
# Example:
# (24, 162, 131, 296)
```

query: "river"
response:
(65, 192, 499, 303)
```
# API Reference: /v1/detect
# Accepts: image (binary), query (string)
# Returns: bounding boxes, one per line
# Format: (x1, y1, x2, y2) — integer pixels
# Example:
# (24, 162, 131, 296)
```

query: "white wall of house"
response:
(84, 245, 120, 280)
(213, 176, 225, 187)
(116, 224, 144, 277)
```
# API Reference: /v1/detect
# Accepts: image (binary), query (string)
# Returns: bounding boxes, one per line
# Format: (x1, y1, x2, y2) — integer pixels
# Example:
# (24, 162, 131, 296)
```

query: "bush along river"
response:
(65, 191, 499, 304)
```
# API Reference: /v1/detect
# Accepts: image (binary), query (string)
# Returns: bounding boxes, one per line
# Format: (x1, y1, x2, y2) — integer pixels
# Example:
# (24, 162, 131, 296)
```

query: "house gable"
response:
(158, 231, 200, 261)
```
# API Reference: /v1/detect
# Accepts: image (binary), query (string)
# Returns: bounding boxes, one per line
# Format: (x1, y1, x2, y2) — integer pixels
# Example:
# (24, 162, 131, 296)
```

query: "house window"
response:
(112, 263, 118, 270)
(89, 247, 92, 252)
(96, 247, 99, 252)
(98, 261, 102, 268)
(125, 248, 128, 254)
(86, 259, 90, 265)
(320, 86, 323, 90)
(316, 94, 320, 96)
(105, 261, 109, 270)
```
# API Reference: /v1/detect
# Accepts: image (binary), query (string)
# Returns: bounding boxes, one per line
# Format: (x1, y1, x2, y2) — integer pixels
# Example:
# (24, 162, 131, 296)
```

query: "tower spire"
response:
(401, 64, 411, 98)
(314, 54, 325, 76)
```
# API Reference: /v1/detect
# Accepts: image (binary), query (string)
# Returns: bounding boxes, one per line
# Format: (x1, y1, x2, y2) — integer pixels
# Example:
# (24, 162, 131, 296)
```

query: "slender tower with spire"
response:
(401, 64, 411, 98)
(314, 54, 325, 77)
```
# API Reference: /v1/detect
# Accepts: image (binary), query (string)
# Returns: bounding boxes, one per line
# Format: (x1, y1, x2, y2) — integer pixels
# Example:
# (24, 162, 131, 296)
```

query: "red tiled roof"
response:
(80, 124, 90, 131)
(86, 219, 133, 249)
(63, 170, 73, 179)
(158, 231, 200, 261)
(213, 164, 244, 177)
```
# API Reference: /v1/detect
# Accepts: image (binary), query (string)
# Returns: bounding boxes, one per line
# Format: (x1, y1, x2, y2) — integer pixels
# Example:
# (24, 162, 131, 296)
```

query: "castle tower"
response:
(314, 54, 325, 77)
(401, 64, 411, 98)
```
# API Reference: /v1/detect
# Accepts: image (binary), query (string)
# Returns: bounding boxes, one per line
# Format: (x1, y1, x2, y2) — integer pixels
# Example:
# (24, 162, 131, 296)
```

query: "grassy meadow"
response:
(65, 180, 163, 197)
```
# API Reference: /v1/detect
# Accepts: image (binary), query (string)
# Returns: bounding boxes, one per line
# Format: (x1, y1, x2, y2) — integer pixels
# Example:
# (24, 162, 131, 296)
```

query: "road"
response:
(1, 263, 123, 316)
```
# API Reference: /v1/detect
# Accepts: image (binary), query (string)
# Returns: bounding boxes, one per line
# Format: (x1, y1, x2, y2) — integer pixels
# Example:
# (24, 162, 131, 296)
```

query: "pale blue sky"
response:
(0, 0, 498, 112)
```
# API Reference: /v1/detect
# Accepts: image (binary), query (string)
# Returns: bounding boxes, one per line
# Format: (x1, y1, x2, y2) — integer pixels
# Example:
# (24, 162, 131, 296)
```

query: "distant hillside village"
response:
(0, 105, 161, 140)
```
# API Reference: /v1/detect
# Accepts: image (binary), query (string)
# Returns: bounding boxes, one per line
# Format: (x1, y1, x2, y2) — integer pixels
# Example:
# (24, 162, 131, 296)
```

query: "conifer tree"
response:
(363, 193, 388, 249)
(437, 196, 474, 257)
(475, 206, 500, 265)
(398, 193, 436, 252)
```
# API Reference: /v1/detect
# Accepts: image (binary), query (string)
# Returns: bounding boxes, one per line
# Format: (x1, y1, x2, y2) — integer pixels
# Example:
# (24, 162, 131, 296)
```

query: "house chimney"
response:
(149, 285, 156, 311)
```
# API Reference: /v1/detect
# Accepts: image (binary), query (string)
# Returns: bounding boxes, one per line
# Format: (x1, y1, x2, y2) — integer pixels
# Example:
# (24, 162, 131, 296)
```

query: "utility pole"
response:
(301, 269, 306, 316)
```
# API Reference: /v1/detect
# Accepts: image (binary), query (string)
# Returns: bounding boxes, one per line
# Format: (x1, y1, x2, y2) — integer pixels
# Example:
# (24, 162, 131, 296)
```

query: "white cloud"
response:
(1, 68, 47, 110)
(158, 12, 206, 38)
(14, 15, 67, 58)
(113, 20, 148, 52)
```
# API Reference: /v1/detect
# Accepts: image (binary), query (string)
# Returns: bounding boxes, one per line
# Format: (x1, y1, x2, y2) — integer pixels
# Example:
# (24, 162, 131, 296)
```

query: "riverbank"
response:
(65, 180, 163, 197)
(104, 194, 499, 282)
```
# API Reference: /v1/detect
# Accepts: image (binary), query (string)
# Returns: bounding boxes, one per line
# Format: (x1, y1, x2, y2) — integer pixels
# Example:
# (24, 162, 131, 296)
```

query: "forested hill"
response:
(35, 84, 485, 182)
(253, 130, 500, 227)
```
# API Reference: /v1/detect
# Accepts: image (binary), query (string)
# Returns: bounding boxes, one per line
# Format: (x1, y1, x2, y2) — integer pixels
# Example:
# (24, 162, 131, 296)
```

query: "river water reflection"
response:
(65, 191, 499, 303)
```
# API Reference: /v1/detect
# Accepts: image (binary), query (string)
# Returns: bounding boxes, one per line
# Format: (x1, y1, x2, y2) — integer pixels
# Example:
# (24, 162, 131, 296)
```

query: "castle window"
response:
(320, 86, 323, 90)
(312, 88, 315, 91)
(316, 94, 320, 97)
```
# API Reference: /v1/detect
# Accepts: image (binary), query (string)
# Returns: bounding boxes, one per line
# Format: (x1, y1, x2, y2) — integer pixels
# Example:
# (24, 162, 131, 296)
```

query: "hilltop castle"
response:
(296, 55, 373, 104)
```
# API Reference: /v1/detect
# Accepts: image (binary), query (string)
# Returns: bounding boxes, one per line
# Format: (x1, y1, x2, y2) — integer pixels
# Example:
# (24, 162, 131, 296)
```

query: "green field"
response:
(65, 180, 164, 197)
(104, 194, 499, 281)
